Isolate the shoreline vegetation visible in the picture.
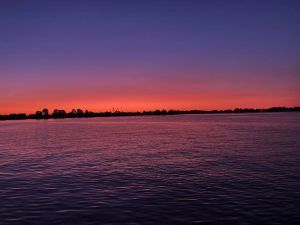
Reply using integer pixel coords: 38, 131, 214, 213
0, 107, 299, 121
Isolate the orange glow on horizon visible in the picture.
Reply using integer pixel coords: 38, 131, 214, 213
1, 95, 299, 115
1, 72, 299, 114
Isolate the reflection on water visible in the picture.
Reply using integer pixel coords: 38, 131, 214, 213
0, 113, 300, 225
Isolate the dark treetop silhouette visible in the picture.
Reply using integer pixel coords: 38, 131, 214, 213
0, 107, 299, 121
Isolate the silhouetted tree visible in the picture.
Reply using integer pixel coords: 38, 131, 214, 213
52, 109, 66, 118
42, 108, 49, 117
36, 111, 42, 118
77, 109, 83, 115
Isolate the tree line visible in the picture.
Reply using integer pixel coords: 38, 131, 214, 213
0, 107, 299, 121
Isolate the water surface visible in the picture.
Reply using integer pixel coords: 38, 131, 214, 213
0, 113, 300, 224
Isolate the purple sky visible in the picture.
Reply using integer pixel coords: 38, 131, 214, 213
0, 0, 299, 114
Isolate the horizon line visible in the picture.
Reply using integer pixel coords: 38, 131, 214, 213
0, 105, 300, 116
1, 106, 299, 121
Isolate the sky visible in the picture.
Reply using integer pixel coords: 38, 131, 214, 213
0, 0, 299, 114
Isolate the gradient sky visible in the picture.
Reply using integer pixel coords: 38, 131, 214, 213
0, 0, 299, 114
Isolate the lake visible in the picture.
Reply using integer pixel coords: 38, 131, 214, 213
0, 113, 299, 225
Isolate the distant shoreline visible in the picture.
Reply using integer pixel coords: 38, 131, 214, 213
0, 107, 299, 121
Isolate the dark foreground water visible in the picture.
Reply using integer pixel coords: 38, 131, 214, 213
0, 113, 300, 225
